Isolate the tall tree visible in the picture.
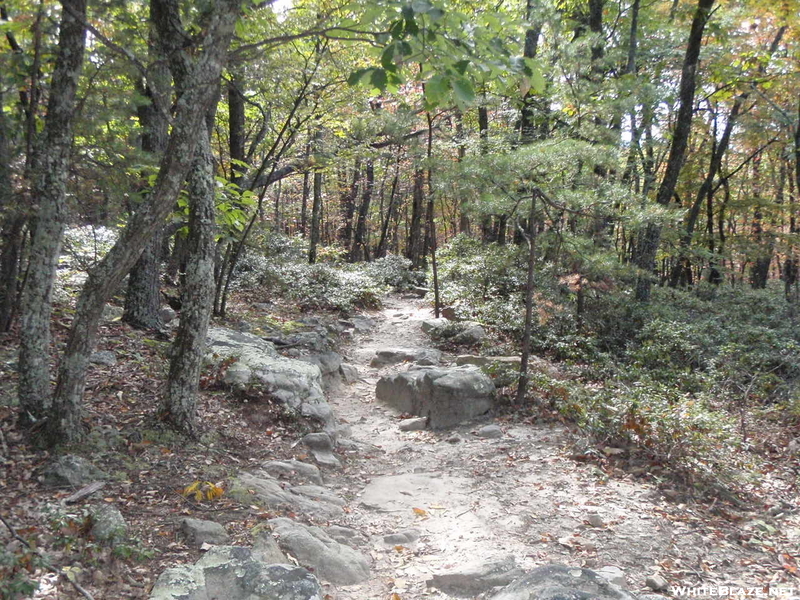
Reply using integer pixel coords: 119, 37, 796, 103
18, 0, 87, 424
633, 0, 716, 301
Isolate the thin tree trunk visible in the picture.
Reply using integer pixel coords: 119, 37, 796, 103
18, 0, 87, 425
349, 160, 373, 262
517, 193, 538, 404
633, 0, 715, 301
162, 127, 216, 435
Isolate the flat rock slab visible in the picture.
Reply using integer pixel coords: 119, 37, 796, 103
376, 365, 495, 429
490, 564, 639, 600
269, 518, 371, 585
261, 460, 323, 486
149, 546, 323, 600
360, 472, 471, 512
370, 348, 442, 368
428, 556, 525, 597
228, 472, 344, 520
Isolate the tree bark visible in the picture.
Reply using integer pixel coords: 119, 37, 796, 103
633, 0, 715, 301
162, 127, 216, 435
349, 160, 373, 262
407, 169, 426, 270
42, 0, 241, 445
18, 0, 87, 424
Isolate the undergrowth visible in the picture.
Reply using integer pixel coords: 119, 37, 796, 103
437, 236, 800, 501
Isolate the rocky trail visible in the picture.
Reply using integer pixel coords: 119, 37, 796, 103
144, 294, 799, 600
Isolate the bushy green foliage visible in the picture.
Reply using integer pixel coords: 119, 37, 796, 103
235, 253, 418, 313
437, 235, 799, 496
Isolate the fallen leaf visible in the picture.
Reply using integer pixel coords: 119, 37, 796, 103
412, 507, 428, 517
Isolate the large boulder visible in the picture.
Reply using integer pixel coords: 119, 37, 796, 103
149, 546, 323, 600
205, 328, 333, 426
489, 565, 639, 600
228, 472, 345, 520
269, 518, 371, 585
376, 365, 495, 428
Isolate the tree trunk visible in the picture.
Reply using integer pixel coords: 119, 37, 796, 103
407, 169, 426, 270
42, 0, 241, 446
376, 155, 401, 258
0, 89, 24, 332
633, 0, 715, 301
517, 193, 538, 404
18, 0, 87, 425
162, 127, 216, 435
349, 160, 373, 262
123, 11, 173, 330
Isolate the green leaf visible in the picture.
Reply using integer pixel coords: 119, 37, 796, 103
453, 59, 470, 75
381, 44, 396, 71
428, 7, 444, 20
347, 68, 373, 86
411, 0, 433, 13
370, 68, 388, 91
451, 77, 475, 106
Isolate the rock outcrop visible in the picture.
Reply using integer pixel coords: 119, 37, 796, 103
376, 365, 495, 428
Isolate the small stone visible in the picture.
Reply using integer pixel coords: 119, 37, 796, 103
339, 363, 359, 383
261, 459, 323, 485
42, 455, 108, 488
646, 574, 669, 591
383, 529, 420, 544
160, 306, 177, 323
90, 505, 127, 544
596, 566, 626, 587
446, 435, 461, 444
399, 417, 427, 432
102, 304, 124, 322
90, 350, 117, 367
586, 513, 605, 528
476, 424, 503, 439
301, 432, 342, 469
180, 518, 229, 547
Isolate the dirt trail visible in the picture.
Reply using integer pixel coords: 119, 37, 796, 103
321, 295, 791, 600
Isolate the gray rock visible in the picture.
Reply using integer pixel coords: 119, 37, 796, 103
453, 324, 486, 345
325, 525, 367, 547
262, 460, 323, 486
299, 352, 342, 379
383, 529, 420, 545
339, 363, 360, 384
476, 424, 503, 439
421, 318, 449, 333
289, 485, 346, 506
252, 530, 286, 564
399, 417, 428, 432
42, 455, 107, 488
102, 304, 123, 322
376, 365, 495, 429
587, 513, 605, 528
490, 565, 638, 600
428, 556, 525, 597
645, 575, 669, 592
180, 518, 229, 547
269, 518, 370, 585
90, 350, 117, 367
596, 566, 626, 587
205, 327, 334, 426
350, 316, 375, 333
160, 306, 177, 323
149, 546, 323, 600
228, 472, 344, 520
370, 348, 442, 368
361, 473, 470, 513
446, 434, 462, 444
301, 433, 342, 469
90, 505, 127, 544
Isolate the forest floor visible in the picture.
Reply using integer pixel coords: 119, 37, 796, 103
1, 293, 799, 599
